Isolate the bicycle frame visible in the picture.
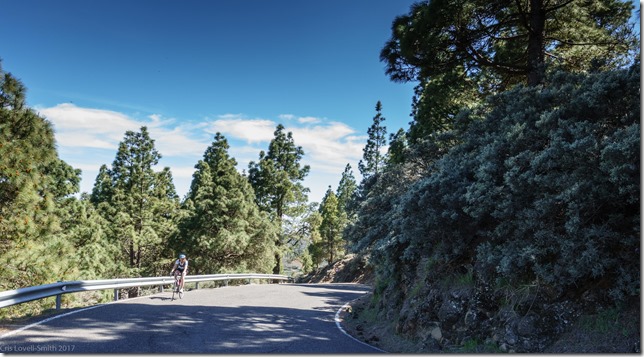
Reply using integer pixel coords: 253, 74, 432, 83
171, 273, 184, 300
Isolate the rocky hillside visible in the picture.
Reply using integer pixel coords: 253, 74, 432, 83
297, 254, 374, 285
305, 254, 641, 353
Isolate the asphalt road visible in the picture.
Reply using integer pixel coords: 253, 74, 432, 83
0, 283, 381, 354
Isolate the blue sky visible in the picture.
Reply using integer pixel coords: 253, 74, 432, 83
4, 1, 639, 203
1, 0, 419, 203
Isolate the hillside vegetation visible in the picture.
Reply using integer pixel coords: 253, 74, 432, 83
316, 254, 639, 353
338, 66, 640, 353
0, 1, 639, 351
333, 0, 639, 352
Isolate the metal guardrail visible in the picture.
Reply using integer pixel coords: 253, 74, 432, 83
0, 273, 291, 309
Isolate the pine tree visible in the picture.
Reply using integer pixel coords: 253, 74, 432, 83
0, 71, 58, 259
0, 64, 87, 315
305, 210, 324, 271
173, 133, 276, 274
387, 128, 408, 166
298, 207, 323, 272
91, 127, 180, 279
381, 0, 637, 142
90, 164, 113, 205
358, 101, 387, 180
336, 164, 358, 220
248, 124, 310, 274
318, 186, 346, 264
57, 194, 119, 280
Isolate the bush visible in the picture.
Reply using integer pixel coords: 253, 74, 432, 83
372, 65, 640, 304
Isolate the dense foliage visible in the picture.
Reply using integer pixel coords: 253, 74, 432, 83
248, 124, 310, 273
382, 0, 637, 142
367, 67, 639, 308
0, 65, 115, 315
337, 7, 640, 347
171, 133, 276, 274
0, 1, 638, 336
358, 101, 388, 179
90, 127, 181, 279
0, 69, 308, 314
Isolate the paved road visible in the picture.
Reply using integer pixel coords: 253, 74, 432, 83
0, 283, 380, 354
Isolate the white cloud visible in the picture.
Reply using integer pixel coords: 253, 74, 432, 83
203, 114, 366, 192
204, 115, 364, 175
41, 104, 368, 202
38, 103, 142, 149
278, 114, 295, 121
147, 125, 209, 157
207, 114, 276, 143
39, 103, 209, 157
289, 121, 363, 173
297, 116, 321, 124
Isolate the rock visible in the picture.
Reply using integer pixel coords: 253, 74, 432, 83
517, 314, 539, 337
438, 298, 463, 327
464, 308, 479, 327
430, 326, 442, 341
504, 324, 518, 345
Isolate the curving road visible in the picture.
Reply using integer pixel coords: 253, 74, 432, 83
0, 283, 381, 354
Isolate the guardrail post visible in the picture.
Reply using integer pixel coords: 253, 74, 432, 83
55, 281, 62, 310
195, 282, 199, 290
114, 289, 119, 301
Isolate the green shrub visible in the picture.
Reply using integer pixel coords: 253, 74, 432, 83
369, 66, 640, 306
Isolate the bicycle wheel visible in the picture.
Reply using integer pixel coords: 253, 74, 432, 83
171, 278, 178, 301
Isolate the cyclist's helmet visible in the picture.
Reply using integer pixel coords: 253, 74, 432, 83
179, 254, 186, 259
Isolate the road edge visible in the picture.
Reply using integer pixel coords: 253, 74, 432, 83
335, 297, 387, 353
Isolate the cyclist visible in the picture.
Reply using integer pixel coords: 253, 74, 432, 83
170, 254, 188, 293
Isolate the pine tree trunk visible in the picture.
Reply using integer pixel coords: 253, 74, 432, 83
527, 0, 546, 86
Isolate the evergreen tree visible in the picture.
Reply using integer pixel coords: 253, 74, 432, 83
387, 128, 408, 166
173, 133, 276, 274
358, 101, 387, 180
91, 127, 180, 279
57, 194, 120, 280
149, 167, 181, 275
299, 208, 323, 272
382, 0, 635, 87
282, 202, 320, 267
381, 0, 637, 142
0, 71, 58, 261
336, 163, 358, 220
248, 124, 310, 274
319, 186, 346, 264
369, 67, 640, 324
0, 64, 91, 315
90, 164, 113, 205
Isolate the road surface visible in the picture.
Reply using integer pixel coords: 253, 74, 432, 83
0, 283, 381, 353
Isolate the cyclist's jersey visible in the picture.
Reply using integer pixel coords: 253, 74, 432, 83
175, 259, 188, 273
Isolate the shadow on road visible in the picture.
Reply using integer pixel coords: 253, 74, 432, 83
0, 284, 378, 354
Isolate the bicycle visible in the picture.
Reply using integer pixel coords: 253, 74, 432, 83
171, 273, 184, 301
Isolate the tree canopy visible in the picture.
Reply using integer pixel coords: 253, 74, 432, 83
90, 127, 180, 278
172, 133, 276, 274
248, 124, 310, 273
381, 0, 638, 142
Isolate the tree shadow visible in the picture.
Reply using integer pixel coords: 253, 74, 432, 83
0, 284, 379, 354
